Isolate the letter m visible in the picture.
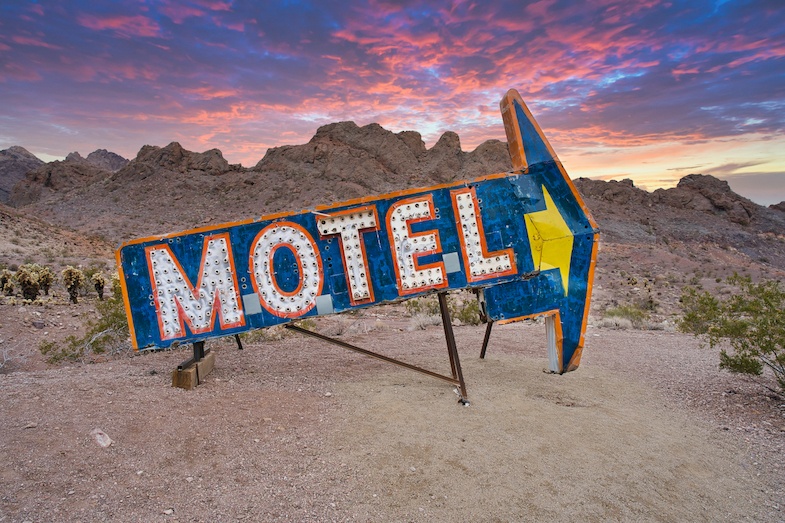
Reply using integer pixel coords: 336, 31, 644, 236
145, 233, 245, 340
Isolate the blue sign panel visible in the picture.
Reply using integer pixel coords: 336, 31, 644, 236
117, 89, 599, 373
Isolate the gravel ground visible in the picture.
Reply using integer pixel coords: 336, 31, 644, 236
1, 317, 784, 522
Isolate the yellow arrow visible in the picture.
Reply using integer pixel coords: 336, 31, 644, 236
525, 185, 573, 295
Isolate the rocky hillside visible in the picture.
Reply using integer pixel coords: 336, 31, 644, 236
572, 175, 785, 321
0, 146, 44, 203
0, 202, 113, 270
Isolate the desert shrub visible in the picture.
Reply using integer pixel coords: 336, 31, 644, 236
61, 266, 86, 304
405, 292, 483, 325
678, 275, 785, 394
294, 318, 317, 331
240, 325, 291, 342
81, 265, 103, 295
14, 264, 40, 301
405, 295, 441, 316
0, 269, 14, 296
0, 340, 23, 372
603, 304, 649, 329
37, 265, 55, 295
595, 316, 634, 330
40, 274, 131, 363
451, 297, 482, 325
13, 263, 57, 300
91, 272, 108, 300
408, 312, 442, 331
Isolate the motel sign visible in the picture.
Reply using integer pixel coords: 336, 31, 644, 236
118, 89, 599, 377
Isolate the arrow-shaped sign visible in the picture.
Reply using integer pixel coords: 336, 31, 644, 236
116, 88, 599, 381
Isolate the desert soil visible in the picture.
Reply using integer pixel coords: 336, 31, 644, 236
1, 312, 784, 522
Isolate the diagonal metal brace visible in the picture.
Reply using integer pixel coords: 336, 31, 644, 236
285, 291, 469, 403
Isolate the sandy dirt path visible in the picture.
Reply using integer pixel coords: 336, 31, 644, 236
1, 321, 783, 522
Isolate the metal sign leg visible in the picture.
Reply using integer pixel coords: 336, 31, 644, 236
438, 293, 469, 404
479, 321, 494, 359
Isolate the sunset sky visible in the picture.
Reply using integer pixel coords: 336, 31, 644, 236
1, 0, 783, 205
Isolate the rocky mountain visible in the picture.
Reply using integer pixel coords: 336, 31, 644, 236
63, 149, 128, 171
86, 149, 128, 171
10, 158, 111, 207
0, 146, 44, 204
5, 147, 129, 206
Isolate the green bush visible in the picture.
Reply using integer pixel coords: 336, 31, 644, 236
451, 297, 482, 325
404, 293, 483, 326
405, 295, 441, 316
603, 304, 649, 329
678, 275, 785, 394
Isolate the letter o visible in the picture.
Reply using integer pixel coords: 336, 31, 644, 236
250, 222, 323, 318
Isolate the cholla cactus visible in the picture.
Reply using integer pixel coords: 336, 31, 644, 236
14, 264, 41, 301
37, 265, 56, 295
0, 269, 14, 296
91, 272, 108, 300
110, 271, 123, 301
62, 266, 86, 304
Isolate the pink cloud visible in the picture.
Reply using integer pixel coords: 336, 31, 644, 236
158, 0, 232, 23
182, 86, 241, 100
11, 35, 62, 50
159, 5, 206, 24
77, 14, 161, 38
195, 0, 232, 10
211, 16, 244, 32
1, 62, 43, 82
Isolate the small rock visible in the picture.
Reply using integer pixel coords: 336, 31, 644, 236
23, 422, 38, 429
32, 320, 45, 329
324, 392, 333, 397
163, 508, 174, 515
90, 428, 113, 448
186, 477, 194, 483
410, 466, 416, 472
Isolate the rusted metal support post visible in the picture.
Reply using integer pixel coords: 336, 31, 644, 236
479, 321, 493, 359
438, 292, 468, 403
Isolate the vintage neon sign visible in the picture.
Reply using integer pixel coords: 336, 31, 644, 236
118, 89, 599, 374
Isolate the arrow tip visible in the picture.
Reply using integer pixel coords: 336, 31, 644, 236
500, 89, 559, 171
